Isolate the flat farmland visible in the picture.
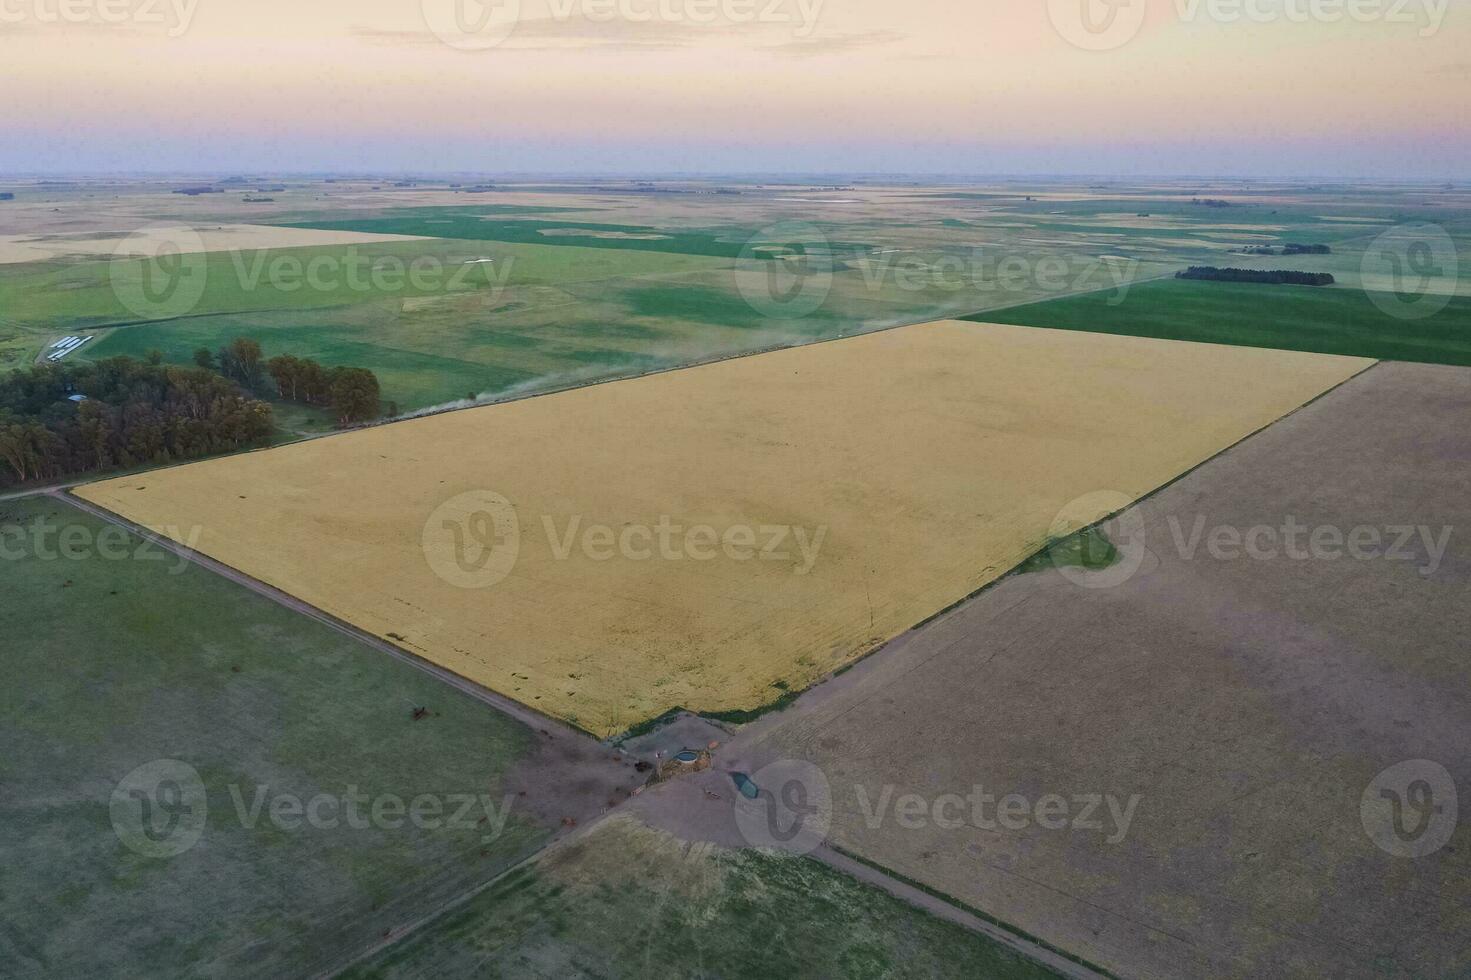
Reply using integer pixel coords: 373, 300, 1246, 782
0, 496, 588, 978
740, 361, 1471, 978
5, 178, 1423, 403
76, 320, 1370, 737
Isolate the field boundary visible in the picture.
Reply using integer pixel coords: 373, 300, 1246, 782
818, 845, 1114, 980
56, 490, 608, 745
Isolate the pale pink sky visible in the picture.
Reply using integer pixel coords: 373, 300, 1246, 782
2, 0, 1468, 176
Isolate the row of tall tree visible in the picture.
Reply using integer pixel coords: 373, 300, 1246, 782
0, 358, 273, 485
194, 339, 382, 426
1177, 267, 1336, 287
265, 355, 381, 425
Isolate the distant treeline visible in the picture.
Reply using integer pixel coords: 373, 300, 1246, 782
0, 358, 273, 486
1239, 243, 1332, 256
1177, 267, 1336, 286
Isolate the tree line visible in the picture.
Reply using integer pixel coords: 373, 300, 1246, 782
0, 357, 273, 486
0, 337, 386, 487
1177, 267, 1336, 287
195, 339, 382, 426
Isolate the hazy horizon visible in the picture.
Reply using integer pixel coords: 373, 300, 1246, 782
4, 0, 1468, 179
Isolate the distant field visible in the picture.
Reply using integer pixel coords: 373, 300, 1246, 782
346, 814, 1061, 979
0, 496, 550, 977
274, 207, 765, 258
0, 237, 725, 333
7, 179, 1460, 410
973, 279, 1471, 365
76, 321, 1371, 737
71, 241, 1152, 412
0, 223, 424, 265
7, 239, 734, 408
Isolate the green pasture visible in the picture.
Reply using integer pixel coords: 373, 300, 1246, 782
0, 497, 548, 978
348, 816, 1061, 979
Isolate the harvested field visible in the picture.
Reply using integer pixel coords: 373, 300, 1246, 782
740, 361, 1471, 979
76, 320, 1372, 736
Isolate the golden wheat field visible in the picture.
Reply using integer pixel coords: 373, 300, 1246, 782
76, 321, 1372, 735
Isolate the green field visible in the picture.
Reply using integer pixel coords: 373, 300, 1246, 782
973, 279, 1471, 365
275, 207, 767, 258
345, 815, 1061, 979
0, 497, 549, 977
6, 180, 1463, 412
